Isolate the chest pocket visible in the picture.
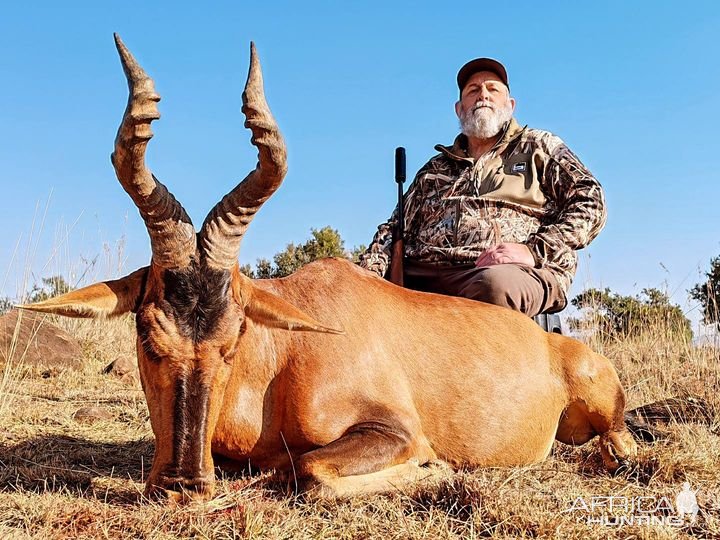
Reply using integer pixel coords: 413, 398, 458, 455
478, 152, 546, 209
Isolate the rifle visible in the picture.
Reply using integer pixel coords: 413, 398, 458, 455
389, 147, 406, 286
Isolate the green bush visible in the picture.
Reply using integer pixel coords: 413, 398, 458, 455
690, 255, 720, 330
242, 227, 363, 278
570, 287, 692, 341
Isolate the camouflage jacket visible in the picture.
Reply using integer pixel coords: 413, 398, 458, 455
358, 118, 606, 297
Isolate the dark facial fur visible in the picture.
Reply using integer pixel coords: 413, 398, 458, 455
161, 262, 232, 343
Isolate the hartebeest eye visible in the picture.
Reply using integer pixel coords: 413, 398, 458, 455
221, 340, 239, 364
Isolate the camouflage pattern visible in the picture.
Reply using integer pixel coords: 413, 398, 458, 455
359, 118, 607, 298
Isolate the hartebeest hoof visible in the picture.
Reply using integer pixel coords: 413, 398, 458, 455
599, 429, 638, 472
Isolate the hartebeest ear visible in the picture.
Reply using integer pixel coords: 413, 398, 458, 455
234, 277, 343, 335
16, 267, 149, 318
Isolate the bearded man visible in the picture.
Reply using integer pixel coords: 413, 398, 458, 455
359, 58, 606, 317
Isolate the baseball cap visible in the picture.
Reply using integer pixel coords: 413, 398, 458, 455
456, 58, 509, 94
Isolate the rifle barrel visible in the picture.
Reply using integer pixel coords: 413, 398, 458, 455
389, 147, 407, 287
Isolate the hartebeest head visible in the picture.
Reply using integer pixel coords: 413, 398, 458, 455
20, 34, 341, 501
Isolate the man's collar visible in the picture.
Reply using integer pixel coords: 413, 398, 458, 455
435, 117, 526, 161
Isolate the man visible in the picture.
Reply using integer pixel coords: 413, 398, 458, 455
359, 57, 606, 317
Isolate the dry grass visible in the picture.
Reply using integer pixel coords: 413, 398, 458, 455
1, 312, 719, 539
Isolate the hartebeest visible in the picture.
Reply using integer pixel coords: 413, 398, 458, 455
21, 35, 638, 501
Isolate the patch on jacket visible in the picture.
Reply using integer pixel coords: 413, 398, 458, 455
512, 162, 527, 173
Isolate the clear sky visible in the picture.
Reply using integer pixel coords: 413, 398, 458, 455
1, 1, 718, 327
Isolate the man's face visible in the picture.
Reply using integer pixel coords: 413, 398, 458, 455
455, 71, 516, 140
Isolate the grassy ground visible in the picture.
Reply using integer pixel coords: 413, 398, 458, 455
1, 314, 719, 539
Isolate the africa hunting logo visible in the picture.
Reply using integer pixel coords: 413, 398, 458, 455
564, 483, 700, 527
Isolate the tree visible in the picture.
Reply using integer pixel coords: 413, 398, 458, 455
0, 276, 73, 315
28, 276, 72, 303
690, 255, 720, 329
570, 287, 692, 341
349, 244, 367, 263
242, 227, 362, 279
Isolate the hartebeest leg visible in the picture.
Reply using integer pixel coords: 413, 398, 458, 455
293, 422, 439, 497
556, 348, 638, 471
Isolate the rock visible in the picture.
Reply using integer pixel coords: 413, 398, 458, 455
0, 309, 83, 371
119, 370, 140, 386
104, 356, 140, 385
103, 356, 137, 377
73, 406, 114, 424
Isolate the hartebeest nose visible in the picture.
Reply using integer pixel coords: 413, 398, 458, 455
168, 476, 214, 494
147, 474, 216, 503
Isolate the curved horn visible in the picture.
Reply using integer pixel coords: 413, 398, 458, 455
111, 33, 196, 269
199, 42, 288, 270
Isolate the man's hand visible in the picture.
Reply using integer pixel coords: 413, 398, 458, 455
475, 243, 535, 267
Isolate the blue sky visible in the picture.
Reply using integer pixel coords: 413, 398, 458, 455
1, 1, 719, 325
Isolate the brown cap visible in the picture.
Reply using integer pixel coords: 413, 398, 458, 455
457, 58, 509, 94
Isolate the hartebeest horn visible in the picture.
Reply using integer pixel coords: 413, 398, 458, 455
199, 42, 288, 270
111, 33, 196, 269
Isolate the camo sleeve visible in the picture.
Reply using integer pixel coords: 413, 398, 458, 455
358, 168, 427, 277
357, 220, 393, 277
525, 137, 607, 268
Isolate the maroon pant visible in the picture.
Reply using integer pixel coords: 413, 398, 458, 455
404, 259, 566, 317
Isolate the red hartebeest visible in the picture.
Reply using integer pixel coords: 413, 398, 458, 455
20, 35, 637, 502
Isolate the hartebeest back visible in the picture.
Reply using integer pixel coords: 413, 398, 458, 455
21, 35, 637, 502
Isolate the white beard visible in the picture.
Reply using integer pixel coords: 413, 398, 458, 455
459, 101, 514, 139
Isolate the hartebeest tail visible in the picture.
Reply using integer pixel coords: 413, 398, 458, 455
19, 36, 653, 503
